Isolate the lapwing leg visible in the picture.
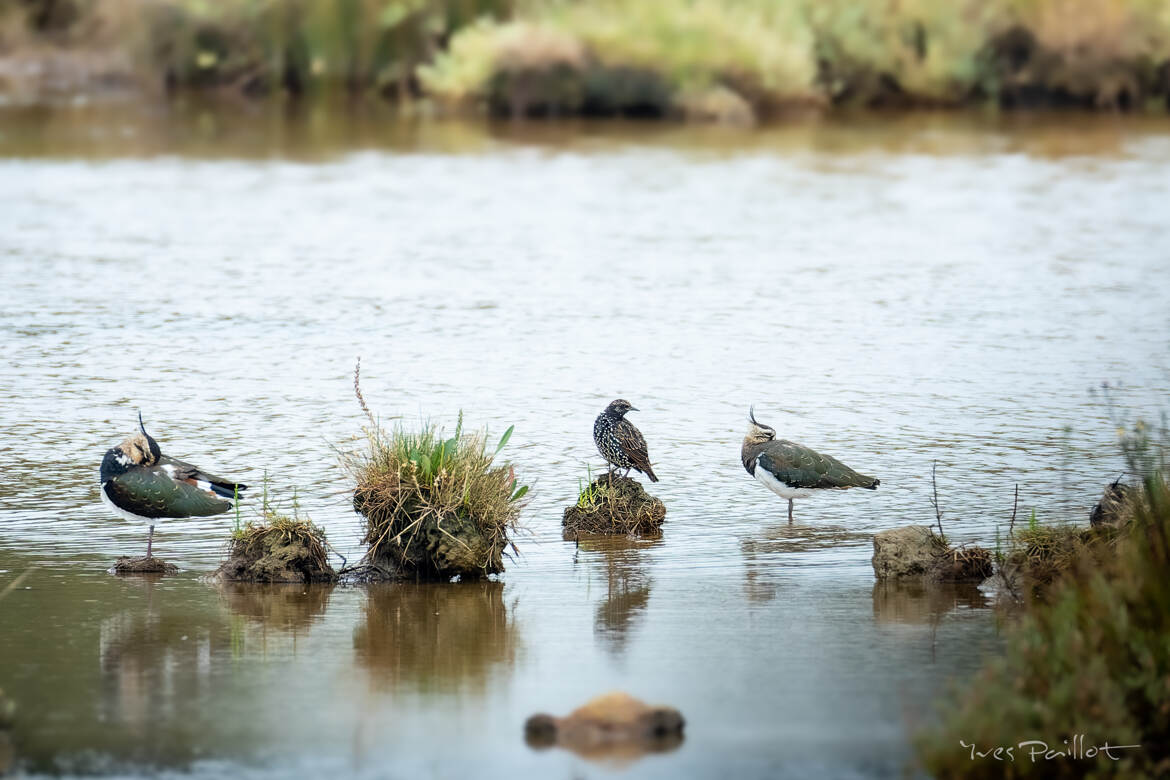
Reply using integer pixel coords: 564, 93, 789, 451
146, 525, 155, 558
787, 500, 794, 523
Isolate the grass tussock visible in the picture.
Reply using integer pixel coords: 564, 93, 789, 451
931, 542, 995, 583
1000, 519, 1120, 594
562, 471, 666, 538
217, 486, 335, 583
344, 361, 527, 580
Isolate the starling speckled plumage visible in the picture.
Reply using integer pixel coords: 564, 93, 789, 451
593, 399, 658, 482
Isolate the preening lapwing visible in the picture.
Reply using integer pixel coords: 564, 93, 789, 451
741, 407, 878, 522
99, 413, 247, 558
594, 399, 658, 482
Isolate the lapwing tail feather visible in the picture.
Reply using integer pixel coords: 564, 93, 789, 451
208, 481, 247, 499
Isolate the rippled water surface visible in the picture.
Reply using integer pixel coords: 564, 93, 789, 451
1, 106, 1169, 778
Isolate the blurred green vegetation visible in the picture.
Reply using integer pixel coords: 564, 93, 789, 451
917, 416, 1170, 779
3, 0, 1170, 116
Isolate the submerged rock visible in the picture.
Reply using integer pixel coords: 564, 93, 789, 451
525, 692, 684, 761
872, 525, 940, 579
872, 525, 991, 583
112, 556, 178, 575
563, 476, 666, 538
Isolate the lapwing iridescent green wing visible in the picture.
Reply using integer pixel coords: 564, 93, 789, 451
593, 399, 658, 482
99, 413, 247, 558
741, 407, 877, 522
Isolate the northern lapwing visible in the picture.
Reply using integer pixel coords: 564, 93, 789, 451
741, 407, 878, 522
594, 399, 658, 482
99, 413, 247, 558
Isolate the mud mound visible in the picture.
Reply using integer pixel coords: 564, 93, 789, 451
215, 519, 336, 584
563, 476, 666, 538
113, 556, 178, 575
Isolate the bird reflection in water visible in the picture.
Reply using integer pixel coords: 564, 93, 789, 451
740, 521, 874, 603
97, 578, 224, 749
575, 535, 660, 658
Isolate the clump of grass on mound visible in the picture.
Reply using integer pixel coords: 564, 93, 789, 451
562, 469, 666, 538
931, 542, 995, 583
917, 474, 1170, 779
216, 491, 335, 584
998, 511, 1120, 595
344, 363, 528, 580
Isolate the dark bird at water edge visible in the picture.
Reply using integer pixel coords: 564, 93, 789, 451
100, 413, 247, 558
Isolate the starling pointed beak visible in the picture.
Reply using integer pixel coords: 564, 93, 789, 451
629, 405, 640, 412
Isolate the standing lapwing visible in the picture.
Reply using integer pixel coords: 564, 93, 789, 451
741, 407, 877, 522
100, 413, 247, 558
593, 399, 658, 482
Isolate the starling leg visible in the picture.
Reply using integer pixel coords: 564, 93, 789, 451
146, 525, 154, 558
787, 500, 794, 523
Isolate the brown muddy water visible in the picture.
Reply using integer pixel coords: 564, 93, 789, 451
1, 105, 1169, 779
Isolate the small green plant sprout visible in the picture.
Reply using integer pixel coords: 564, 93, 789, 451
233, 482, 241, 533
576, 464, 599, 509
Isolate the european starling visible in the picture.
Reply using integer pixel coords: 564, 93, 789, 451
593, 399, 658, 482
